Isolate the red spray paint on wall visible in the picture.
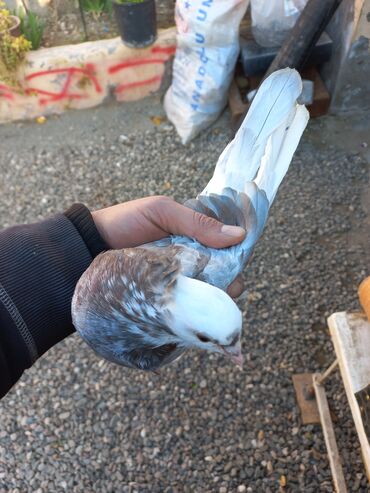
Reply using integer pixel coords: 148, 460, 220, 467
0, 43, 176, 116
25, 64, 102, 106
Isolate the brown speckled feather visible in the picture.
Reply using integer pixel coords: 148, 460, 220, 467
72, 248, 185, 370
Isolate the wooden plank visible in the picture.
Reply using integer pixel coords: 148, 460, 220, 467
228, 80, 247, 120
328, 312, 370, 480
292, 373, 321, 424
303, 66, 331, 118
239, 16, 252, 41
228, 80, 249, 132
313, 374, 348, 493
355, 384, 370, 442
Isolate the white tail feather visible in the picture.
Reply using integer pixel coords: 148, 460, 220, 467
254, 104, 309, 203
202, 68, 309, 200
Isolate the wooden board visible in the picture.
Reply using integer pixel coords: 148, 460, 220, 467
228, 79, 249, 132
292, 373, 321, 424
313, 374, 348, 493
328, 312, 370, 480
303, 66, 331, 118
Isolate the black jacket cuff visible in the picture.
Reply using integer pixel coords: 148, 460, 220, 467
64, 203, 109, 258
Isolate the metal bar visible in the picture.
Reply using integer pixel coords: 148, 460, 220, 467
316, 359, 339, 385
265, 0, 343, 77
313, 374, 348, 493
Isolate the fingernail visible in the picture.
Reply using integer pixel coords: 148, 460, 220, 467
221, 225, 246, 238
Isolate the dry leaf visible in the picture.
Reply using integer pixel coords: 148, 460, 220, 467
36, 116, 46, 124
163, 181, 171, 190
150, 116, 165, 125
279, 475, 287, 487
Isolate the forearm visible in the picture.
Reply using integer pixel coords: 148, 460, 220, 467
0, 204, 107, 399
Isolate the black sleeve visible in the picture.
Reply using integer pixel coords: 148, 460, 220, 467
0, 204, 108, 399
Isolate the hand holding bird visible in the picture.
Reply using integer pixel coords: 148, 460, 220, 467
91, 196, 246, 297
72, 69, 309, 373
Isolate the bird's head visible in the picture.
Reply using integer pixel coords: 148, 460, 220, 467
72, 247, 243, 371
165, 275, 244, 367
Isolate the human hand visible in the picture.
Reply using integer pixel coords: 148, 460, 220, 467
92, 196, 245, 297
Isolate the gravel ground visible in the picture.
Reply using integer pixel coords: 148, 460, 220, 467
0, 106, 369, 493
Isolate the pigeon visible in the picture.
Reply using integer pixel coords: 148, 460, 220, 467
72, 68, 309, 372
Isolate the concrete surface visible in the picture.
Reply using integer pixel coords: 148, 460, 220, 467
323, 0, 370, 113
0, 29, 176, 124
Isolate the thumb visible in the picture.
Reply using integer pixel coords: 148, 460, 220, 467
162, 201, 246, 249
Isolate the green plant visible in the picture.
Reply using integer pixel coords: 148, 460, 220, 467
0, 1, 31, 85
0, 31, 31, 85
0, 1, 15, 31
81, 0, 112, 17
105, 0, 113, 15
17, 8, 44, 50
0, 31, 30, 68
114, 0, 146, 3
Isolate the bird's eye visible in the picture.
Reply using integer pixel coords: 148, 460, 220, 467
197, 334, 210, 343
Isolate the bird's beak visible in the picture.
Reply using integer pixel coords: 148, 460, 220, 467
219, 340, 244, 368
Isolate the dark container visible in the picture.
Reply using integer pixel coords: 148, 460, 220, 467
113, 0, 157, 49
0, 16, 21, 38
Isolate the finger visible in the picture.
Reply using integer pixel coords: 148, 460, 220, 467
227, 275, 244, 298
158, 200, 246, 249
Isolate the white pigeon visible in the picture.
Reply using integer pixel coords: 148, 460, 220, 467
72, 68, 309, 372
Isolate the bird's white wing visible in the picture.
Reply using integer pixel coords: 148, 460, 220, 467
154, 69, 309, 290
203, 68, 309, 202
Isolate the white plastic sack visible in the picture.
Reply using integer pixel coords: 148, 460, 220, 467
164, 0, 249, 145
251, 0, 308, 47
